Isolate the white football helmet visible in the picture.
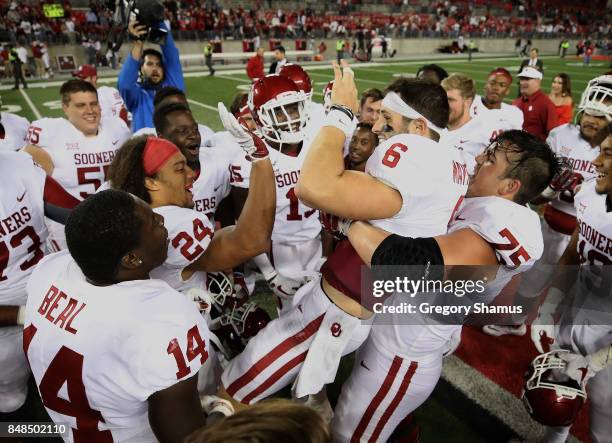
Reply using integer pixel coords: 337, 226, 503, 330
578, 74, 612, 121
248, 74, 309, 145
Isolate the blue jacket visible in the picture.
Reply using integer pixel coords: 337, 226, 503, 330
117, 23, 185, 132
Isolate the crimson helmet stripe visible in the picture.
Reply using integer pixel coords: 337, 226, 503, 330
278, 63, 313, 95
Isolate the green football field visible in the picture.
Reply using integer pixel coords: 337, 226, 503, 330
2, 54, 609, 130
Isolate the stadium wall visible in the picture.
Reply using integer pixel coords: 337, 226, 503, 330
47, 38, 586, 71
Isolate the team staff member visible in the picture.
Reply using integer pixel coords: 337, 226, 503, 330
512, 67, 559, 141
118, 19, 184, 131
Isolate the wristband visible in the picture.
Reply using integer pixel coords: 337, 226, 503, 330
16, 306, 26, 326
324, 107, 355, 134
200, 395, 234, 417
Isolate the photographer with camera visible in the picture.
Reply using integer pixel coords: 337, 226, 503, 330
118, 14, 184, 131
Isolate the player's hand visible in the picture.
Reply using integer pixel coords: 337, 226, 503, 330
530, 314, 556, 354
319, 211, 352, 240
549, 159, 578, 192
218, 102, 268, 161
230, 272, 250, 308
128, 21, 148, 39
331, 60, 359, 114
184, 287, 213, 315
559, 352, 598, 386
267, 271, 306, 300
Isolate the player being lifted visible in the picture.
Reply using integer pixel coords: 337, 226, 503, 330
22, 79, 130, 251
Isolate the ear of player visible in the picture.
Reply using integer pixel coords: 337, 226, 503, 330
218, 102, 269, 161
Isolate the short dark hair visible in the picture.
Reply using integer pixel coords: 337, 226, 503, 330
154, 86, 186, 107
142, 48, 163, 64
275, 45, 286, 54
60, 79, 98, 105
153, 101, 192, 135
355, 122, 378, 145
230, 92, 249, 116
359, 88, 383, 109
494, 130, 561, 205
107, 136, 152, 203
384, 79, 449, 139
416, 64, 449, 84
531, 48, 539, 54
65, 189, 142, 283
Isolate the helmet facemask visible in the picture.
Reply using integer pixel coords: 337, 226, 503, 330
256, 91, 309, 145
577, 75, 612, 123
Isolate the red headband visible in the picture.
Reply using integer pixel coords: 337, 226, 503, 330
142, 137, 180, 176
489, 68, 512, 84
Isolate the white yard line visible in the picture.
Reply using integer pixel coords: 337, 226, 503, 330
187, 98, 219, 112
19, 88, 42, 119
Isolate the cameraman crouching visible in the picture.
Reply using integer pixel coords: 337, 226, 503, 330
118, 19, 185, 131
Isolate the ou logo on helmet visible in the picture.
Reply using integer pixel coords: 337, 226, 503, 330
330, 322, 342, 337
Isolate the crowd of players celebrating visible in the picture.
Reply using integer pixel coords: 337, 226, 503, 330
0, 23, 611, 443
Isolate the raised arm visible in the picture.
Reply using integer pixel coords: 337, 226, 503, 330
295, 61, 401, 220
159, 21, 185, 91
117, 21, 148, 109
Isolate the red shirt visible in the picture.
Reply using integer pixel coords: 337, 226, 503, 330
512, 90, 560, 141
246, 54, 264, 81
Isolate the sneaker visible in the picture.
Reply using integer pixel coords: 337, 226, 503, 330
482, 324, 527, 337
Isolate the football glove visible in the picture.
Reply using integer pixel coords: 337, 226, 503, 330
218, 102, 268, 161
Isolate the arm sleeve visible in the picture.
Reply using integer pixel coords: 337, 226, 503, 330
117, 54, 142, 110
160, 22, 185, 91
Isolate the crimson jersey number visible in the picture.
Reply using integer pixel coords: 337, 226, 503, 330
167, 325, 209, 379
0, 226, 44, 281
382, 143, 408, 168
491, 228, 531, 266
286, 187, 316, 221
76, 165, 110, 199
23, 326, 113, 443
173, 218, 214, 261
578, 239, 612, 265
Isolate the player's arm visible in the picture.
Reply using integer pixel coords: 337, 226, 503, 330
296, 61, 402, 220
347, 221, 498, 266
0, 306, 23, 327
148, 374, 205, 443
188, 158, 274, 272
547, 226, 580, 293
21, 144, 54, 175
43, 175, 81, 223
117, 21, 147, 107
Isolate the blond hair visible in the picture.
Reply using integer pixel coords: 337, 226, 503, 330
185, 399, 332, 443
441, 74, 476, 100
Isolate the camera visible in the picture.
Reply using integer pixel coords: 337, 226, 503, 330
131, 0, 167, 44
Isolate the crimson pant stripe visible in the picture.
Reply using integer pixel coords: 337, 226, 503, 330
351, 356, 403, 443
242, 351, 308, 404
225, 314, 325, 397
369, 361, 418, 443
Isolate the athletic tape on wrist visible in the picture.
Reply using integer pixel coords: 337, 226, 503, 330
323, 108, 355, 134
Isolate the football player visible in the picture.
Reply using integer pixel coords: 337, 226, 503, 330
24, 190, 212, 442
21, 79, 131, 251
133, 86, 216, 148
0, 151, 79, 415
346, 122, 378, 172
153, 102, 231, 221
334, 130, 558, 442
0, 95, 29, 152
219, 63, 467, 410
528, 123, 612, 443
440, 74, 501, 174
484, 74, 611, 337
470, 67, 524, 134
73, 64, 130, 127
228, 74, 325, 309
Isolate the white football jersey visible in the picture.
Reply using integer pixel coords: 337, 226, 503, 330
230, 136, 321, 244
25, 251, 211, 443
366, 133, 469, 238
374, 196, 543, 359
97, 86, 127, 125
27, 117, 130, 200
440, 115, 498, 174
556, 180, 612, 355
547, 124, 599, 217
150, 205, 215, 292
0, 151, 47, 305
470, 94, 524, 136
0, 112, 29, 151
133, 124, 215, 148
192, 147, 231, 219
